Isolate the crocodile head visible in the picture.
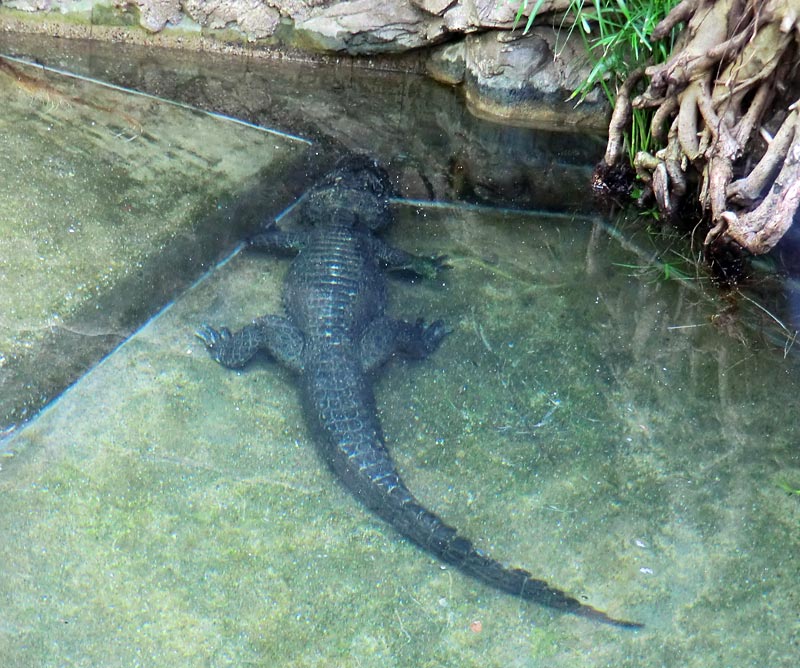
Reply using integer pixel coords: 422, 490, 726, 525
304, 153, 394, 231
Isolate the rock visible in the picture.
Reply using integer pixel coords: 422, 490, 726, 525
294, 0, 446, 54
462, 28, 608, 129
3, 0, 53, 11
436, 0, 570, 32
429, 27, 609, 129
182, 0, 280, 40
427, 40, 466, 85
410, 0, 455, 15
135, 0, 183, 33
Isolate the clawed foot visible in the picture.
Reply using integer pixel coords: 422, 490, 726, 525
195, 324, 235, 366
414, 318, 451, 355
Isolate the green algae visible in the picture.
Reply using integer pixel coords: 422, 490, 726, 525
90, 3, 139, 27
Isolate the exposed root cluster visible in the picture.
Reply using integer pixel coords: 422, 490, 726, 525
602, 0, 800, 257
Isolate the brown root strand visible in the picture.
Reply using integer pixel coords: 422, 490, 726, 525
724, 130, 800, 253
664, 132, 688, 198
728, 107, 798, 204
633, 151, 658, 187
651, 0, 702, 41
695, 81, 738, 153
695, 81, 739, 222
604, 69, 645, 166
652, 161, 672, 215
715, 21, 791, 101
677, 81, 703, 160
732, 79, 775, 148
650, 96, 679, 144
660, 17, 763, 94
646, 0, 733, 94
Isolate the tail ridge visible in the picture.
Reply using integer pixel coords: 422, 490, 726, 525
391, 496, 642, 629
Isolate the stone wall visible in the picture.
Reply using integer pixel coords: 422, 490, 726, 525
0, 0, 607, 129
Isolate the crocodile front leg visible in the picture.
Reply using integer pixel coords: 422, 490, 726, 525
371, 238, 449, 280
196, 315, 304, 371
247, 222, 307, 254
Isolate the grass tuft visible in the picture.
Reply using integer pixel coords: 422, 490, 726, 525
512, 0, 682, 159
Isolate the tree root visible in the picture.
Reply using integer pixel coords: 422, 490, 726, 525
604, 69, 645, 167
723, 108, 800, 251
598, 0, 800, 261
728, 106, 798, 204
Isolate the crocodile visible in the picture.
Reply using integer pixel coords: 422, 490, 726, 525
196, 155, 641, 629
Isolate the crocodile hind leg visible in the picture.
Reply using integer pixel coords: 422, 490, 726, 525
196, 315, 304, 371
360, 316, 449, 373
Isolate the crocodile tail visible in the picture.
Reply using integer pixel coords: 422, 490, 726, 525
305, 379, 640, 628
390, 496, 643, 629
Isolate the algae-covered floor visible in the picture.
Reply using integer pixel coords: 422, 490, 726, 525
0, 205, 798, 667
0, 55, 311, 432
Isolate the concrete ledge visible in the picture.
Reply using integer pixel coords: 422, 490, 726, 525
0, 56, 313, 434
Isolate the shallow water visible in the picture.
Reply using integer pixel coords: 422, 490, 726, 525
1, 36, 799, 668
0, 49, 313, 431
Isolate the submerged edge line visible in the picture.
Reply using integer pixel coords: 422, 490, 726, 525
0, 53, 313, 145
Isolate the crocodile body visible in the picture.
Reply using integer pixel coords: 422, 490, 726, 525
197, 155, 640, 629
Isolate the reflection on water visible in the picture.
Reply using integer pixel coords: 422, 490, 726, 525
1, 32, 605, 212
768, 224, 800, 333
0, 35, 798, 668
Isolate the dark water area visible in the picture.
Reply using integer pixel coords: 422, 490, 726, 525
0, 32, 798, 668
0, 33, 606, 212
